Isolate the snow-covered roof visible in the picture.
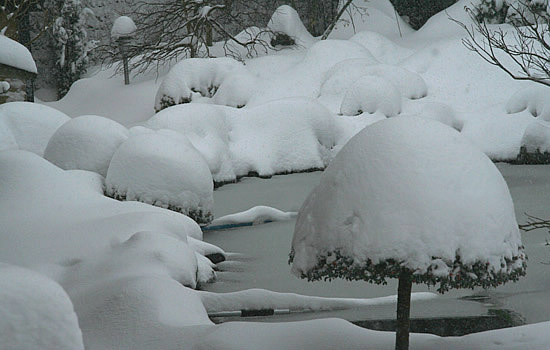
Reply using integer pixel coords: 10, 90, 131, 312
0, 35, 37, 74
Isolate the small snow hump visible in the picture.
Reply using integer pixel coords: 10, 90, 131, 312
290, 116, 526, 293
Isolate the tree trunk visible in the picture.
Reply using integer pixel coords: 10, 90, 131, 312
395, 270, 412, 350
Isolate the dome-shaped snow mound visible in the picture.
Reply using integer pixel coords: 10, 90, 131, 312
105, 130, 214, 225
0, 264, 84, 350
291, 117, 526, 293
111, 16, 137, 40
340, 75, 401, 117
0, 102, 70, 155
44, 115, 129, 177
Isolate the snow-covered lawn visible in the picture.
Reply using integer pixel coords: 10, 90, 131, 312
2, 0, 550, 349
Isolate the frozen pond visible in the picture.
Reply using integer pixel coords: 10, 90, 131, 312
203, 165, 550, 325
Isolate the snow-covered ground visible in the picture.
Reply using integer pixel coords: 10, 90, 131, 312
2, 0, 550, 348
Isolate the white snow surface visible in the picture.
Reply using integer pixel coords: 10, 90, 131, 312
0, 34, 37, 73
520, 118, 550, 153
0, 102, 70, 155
154, 57, 247, 111
111, 16, 137, 40
105, 130, 214, 223
339, 75, 402, 116
506, 86, 550, 121
268, 5, 316, 47
0, 264, 84, 350
44, 115, 129, 177
209, 206, 297, 227
291, 117, 523, 276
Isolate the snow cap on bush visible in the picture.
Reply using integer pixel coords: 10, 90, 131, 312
44, 115, 128, 177
105, 129, 214, 225
290, 117, 526, 293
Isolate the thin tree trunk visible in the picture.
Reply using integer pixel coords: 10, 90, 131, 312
396, 270, 412, 350
321, 0, 354, 40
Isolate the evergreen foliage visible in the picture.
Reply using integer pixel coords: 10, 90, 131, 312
474, 0, 549, 24
51, 0, 93, 98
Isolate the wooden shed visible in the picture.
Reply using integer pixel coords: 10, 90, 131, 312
0, 35, 37, 104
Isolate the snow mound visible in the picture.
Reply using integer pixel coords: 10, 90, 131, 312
146, 104, 235, 183
73, 276, 211, 350
328, 0, 413, 39
349, 30, 413, 64
506, 86, 550, 121
211, 72, 261, 108
268, 5, 316, 47
520, 119, 550, 154
60, 231, 201, 292
44, 115, 129, 177
230, 98, 336, 176
0, 102, 70, 155
401, 102, 463, 131
111, 16, 137, 40
0, 264, 84, 350
106, 130, 214, 224
0, 34, 37, 73
291, 117, 525, 292
209, 206, 297, 227
320, 58, 379, 96
340, 75, 402, 116
154, 57, 246, 111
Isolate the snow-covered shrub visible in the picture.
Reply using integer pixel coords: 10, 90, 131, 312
515, 119, 550, 163
349, 31, 413, 65
321, 61, 427, 99
230, 98, 336, 177
44, 115, 128, 177
400, 102, 463, 131
52, 0, 95, 98
506, 86, 550, 120
291, 116, 526, 289
105, 130, 214, 225
154, 57, 246, 112
267, 5, 316, 48
0, 102, 70, 155
146, 104, 236, 184
0, 264, 84, 350
474, 0, 549, 24
211, 72, 261, 108
340, 75, 402, 117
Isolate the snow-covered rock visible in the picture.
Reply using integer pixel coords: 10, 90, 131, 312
291, 117, 525, 291
146, 103, 235, 184
340, 75, 402, 116
209, 206, 297, 227
105, 130, 214, 224
267, 5, 316, 47
0, 264, 84, 350
111, 16, 137, 41
0, 34, 37, 73
154, 57, 246, 111
44, 115, 129, 177
0, 102, 70, 155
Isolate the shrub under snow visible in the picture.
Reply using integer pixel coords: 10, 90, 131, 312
44, 115, 129, 177
291, 117, 526, 292
506, 86, 550, 120
0, 264, 84, 350
267, 5, 316, 47
105, 130, 214, 225
154, 57, 247, 112
0, 102, 69, 155
340, 75, 402, 117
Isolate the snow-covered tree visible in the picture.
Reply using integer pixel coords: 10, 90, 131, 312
290, 117, 526, 350
457, 0, 550, 87
51, 0, 93, 98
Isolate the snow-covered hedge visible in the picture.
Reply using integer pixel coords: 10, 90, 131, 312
105, 130, 214, 225
44, 115, 129, 177
154, 57, 247, 112
0, 102, 69, 155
